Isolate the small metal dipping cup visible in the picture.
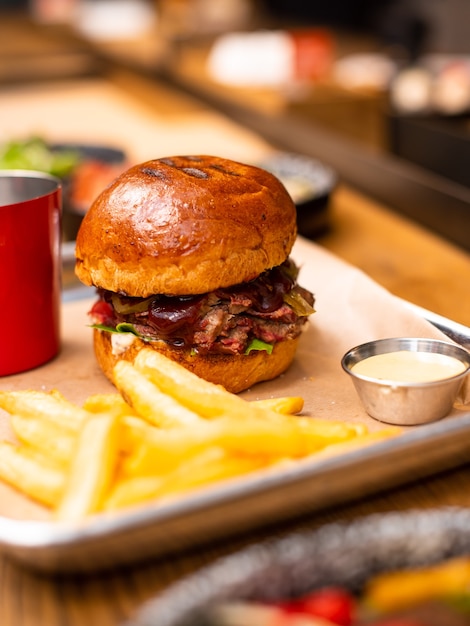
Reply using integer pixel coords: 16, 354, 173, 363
341, 338, 470, 426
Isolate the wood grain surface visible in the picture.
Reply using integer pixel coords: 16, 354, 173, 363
320, 185, 470, 327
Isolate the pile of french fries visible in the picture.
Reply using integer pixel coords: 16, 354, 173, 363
0, 349, 400, 521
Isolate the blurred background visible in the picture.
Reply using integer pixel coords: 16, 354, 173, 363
2, 0, 470, 145
0, 0, 469, 249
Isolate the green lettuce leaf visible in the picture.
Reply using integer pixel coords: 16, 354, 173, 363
90, 323, 142, 337
245, 338, 274, 355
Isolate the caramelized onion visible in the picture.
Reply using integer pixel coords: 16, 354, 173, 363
283, 290, 315, 317
111, 294, 154, 314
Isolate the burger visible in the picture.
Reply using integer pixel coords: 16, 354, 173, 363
75, 155, 315, 393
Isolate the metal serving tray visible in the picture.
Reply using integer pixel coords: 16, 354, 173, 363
0, 301, 467, 574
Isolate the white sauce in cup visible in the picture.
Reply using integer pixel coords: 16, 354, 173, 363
351, 350, 467, 383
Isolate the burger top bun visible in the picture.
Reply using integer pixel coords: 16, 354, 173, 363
75, 155, 297, 297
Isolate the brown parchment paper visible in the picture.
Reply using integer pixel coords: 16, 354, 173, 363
0, 237, 468, 520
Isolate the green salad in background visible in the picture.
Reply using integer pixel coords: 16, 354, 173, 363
0, 136, 81, 177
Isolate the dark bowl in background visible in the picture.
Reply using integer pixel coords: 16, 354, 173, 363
127, 507, 470, 626
52, 142, 126, 166
57, 143, 127, 241
259, 152, 337, 239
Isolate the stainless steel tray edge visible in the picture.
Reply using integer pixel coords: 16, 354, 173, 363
402, 299, 470, 349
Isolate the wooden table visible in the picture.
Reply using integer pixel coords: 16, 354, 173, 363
320, 184, 470, 327
1, 39, 470, 626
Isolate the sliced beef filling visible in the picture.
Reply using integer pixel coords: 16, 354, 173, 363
90, 259, 314, 356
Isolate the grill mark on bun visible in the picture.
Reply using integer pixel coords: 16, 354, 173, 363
159, 157, 176, 166
144, 157, 242, 181
181, 167, 209, 179
209, 163, 241, 177
140, 166, 167, 179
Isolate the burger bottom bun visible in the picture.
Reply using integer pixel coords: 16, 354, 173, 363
93, 329, 299, 394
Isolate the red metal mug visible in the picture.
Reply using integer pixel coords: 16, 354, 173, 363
0, 171, 62, 376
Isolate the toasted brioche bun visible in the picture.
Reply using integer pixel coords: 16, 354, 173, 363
76, 154, 302, 392
75, 155, 297, 297
94, 329, 299, 394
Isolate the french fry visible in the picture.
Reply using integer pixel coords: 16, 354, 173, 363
210, 416, 366, 457
83, 393, 137, 418
316, 428, 402, 458
114, 360, 204, 428
108, 449, 230, 511
133, 349, 308, 428
0, 390, 85, 431
0, 441, 65, 507
120, 417, 212, 476
10, 414, 75, 467
120, 415, 161, 455
56, 412, 121, 520
0, 343, 402, 518
134, 349, 262, 419
49, 389, 69, 402
206, 417, 307, 457
251, 396, 304, 415
133, 349, 374, 454
294, 416, 367, 453
104, 475, 165, 511
120, 413, 364, 479
120, 415, 303, 478
106, 447, 266, 510
154, 447, 267, 499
